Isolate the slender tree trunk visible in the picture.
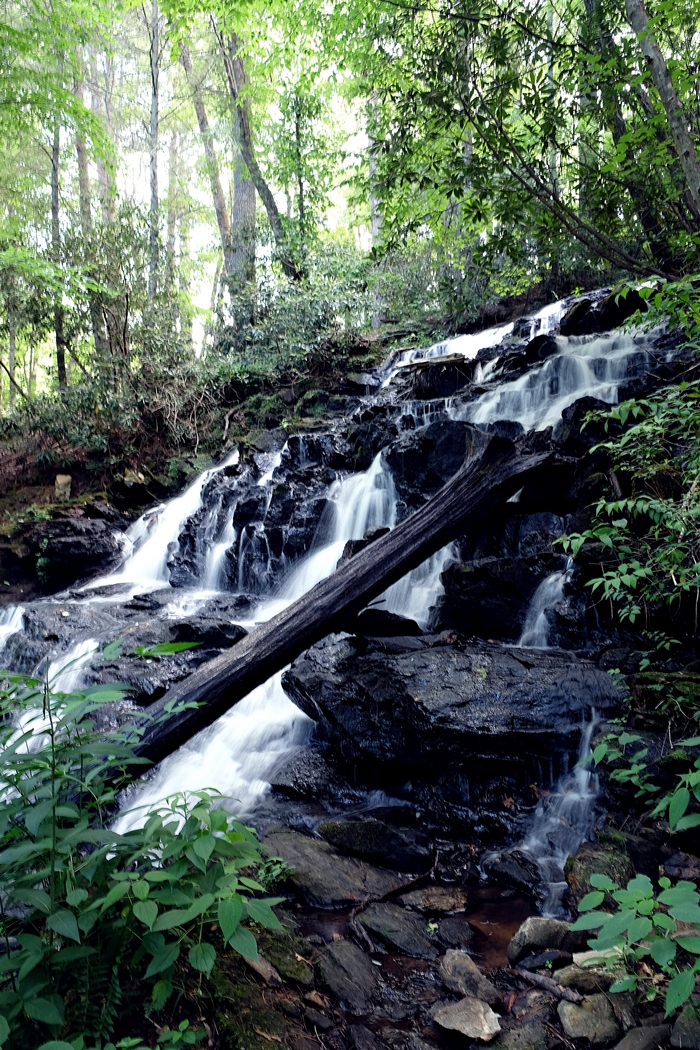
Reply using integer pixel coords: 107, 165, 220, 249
212, 22, 300, 280
179, 205, 193, 347
8, 310, 16, 411
180, 45, 235, 277
165, 130, 178, 292
624, 0, 700, 221
51, 109, 67, 388
89, 48, 115, 223
148, 0, 160, 301
231, 112, 256, 282
74, 60, 109, 359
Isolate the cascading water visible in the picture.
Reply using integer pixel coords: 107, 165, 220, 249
0, 606, 24, 658
519, 713, 600, 916
518, 559, 573, 648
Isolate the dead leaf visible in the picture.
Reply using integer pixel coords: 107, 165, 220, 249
255, 1030, 282, 1043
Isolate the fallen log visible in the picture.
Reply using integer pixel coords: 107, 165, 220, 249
133, 430, 554, 767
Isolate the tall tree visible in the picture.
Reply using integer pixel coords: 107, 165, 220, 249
147, 0, 161, 301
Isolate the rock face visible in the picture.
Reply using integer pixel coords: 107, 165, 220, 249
283, 634, 622, 821
439, 950, 499, 1003
24, 519, 125, 584
433, 996, 501, 1041
262, 830, 403, 910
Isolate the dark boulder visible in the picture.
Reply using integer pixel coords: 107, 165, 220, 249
409, 356, 475, 400
317, 816, 431, 872
559, 290, 646, 337
383, 420, 476, 512
24, 520, 125, 585
437, 558, 539, 641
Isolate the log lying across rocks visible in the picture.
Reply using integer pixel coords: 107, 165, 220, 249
133, 430, 554, 768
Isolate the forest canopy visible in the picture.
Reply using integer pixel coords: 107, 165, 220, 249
0, 0, 698, 447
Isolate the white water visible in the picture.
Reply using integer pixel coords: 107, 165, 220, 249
518, 562, 572, 648
520, 713, 600, 916
450, 329, 656, 432
0, 606, 24, 660
116, 451, 451, 828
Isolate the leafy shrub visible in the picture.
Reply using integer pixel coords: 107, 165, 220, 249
0, 659, 283, 1048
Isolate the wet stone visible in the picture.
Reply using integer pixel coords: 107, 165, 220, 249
557, 994, 621, 1045
317, 817, 431, 873
671, 1008, 700, 1050
433, 996, 501, 1042
615, 1026, 671, 1050
401, 887, 469, 913
305, 1007, 334, 1032
507, 917, 576, 964
438, 915, 476, 951
317, 939, 380, 1016
439, 950, 499, 1004
359, 902, 439, 960
490, 1021, 547, 1050
517, 949, 571, 971
263, 831, 403, 910
349, 1024, 388, 1050
556, 963, 614, 992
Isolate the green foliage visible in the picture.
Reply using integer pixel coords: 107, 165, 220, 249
0, 664, 285, 1047
570, 872, 700, 1017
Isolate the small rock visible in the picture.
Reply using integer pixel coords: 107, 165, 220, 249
439, 950, 499, 1004
317, 939, 380, 1016
317, 817, 431, 873
611, 993, 637, 1032
305, 1008, 333, 1032
433, 996, 501, 1041
517, 949, 572, 971
263, 831, 403, 910
671, 1009, 700, 1050
507, 917, 577, 964
665, 852, 700, 882
438, 915, 476, 951
557, 963, 614, 992
359, 902, 438, 959
349, 1025, 387, 1050
401, 886, 469, 913
557, 994, 621, 1045
55, 474, 71, 501
491, 1021, 547, 1050
615, 1026, 671, 1050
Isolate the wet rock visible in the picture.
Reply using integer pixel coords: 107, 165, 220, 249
507, 917, 581, 964
317, 818, 431, 873
615, 1026, 671, 1050
565, 831, 662, 905
439, 949, 499, 1003
483, 850, 543, 898
438, 915, 476, 951
556, 963, 614, 993
664, 852, 700, 882
337, 527, 391, 566
348, 610, 422, 638
491, 1021, 547, 1050
400, 887, 469, 913
262, 831, 403, 910
517, 949, 571, 971
24, 519, 124, 584
269, 746, 342, 800
383, 421, 477, 511
671, 1008, 700, 1049
349, 1025, 387, 1050
437, 558, 539, 641
409, 357, 475, 400
517, 513, 564, 560
283, 637, 623, 801
557, 994, 621, 1045
359, 902, 438, 960
317, 939, 380, 1015
305, 1007, 334, 1032
170, 617, 247, 649
433, 996, 501, 1041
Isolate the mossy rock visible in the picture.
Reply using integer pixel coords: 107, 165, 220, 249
256, 928, 315, 989
210, 953, 292, 1050
565, 830, 664, 905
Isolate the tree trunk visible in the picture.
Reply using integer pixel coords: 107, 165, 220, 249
88, 48, 115, 223
51, 111, 67, 388
212, 22, 301, 281
179, 205, 193, 347
8, 309, 16, 410
131, 434, 552, 767
180, 45, 235, 277
148, 0, 160, 301
165, 130, 178, 292
624, 0, 700, 221
231, 114, 256, 282
74, 60, 109, 359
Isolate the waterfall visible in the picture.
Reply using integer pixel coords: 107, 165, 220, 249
518, 561, 572, 648
0, 606, 24, 660
519, 713, 600, 916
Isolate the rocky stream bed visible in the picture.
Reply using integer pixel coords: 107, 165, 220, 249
1, 289, 700, 1050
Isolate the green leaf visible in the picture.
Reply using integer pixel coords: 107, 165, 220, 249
47, 910, 80, 943
145, 942, 180, 978
665, 970, 695, 1016
676, 937, 700, 954
578, 891, 605, 912
675, 815, 700, 831
36, 1044, 75, 1050
228, 926, 258, 961
590, 874, 618, 891
658, 882, 698, 905
649, 938, 676, 967
669, 788, 690, 829
609, 975, 637, 993
0, 1017, 8, 1046
193, 836, 216, 864
102, 640, 124, 660
570, 912, 611, 931
24, 996, 63, 1025
99, 882, 130, 913
65, 889, 88, 908
188, 942, 216, 975
133, 900, 158, 929
669, 904, 700, 923
133, 881, 150, 901
11, 888, 51, 914
218, 897, 242, 944
245, 899, 284, 930
151, 979, 173, 1011
627, 916, 653, 943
